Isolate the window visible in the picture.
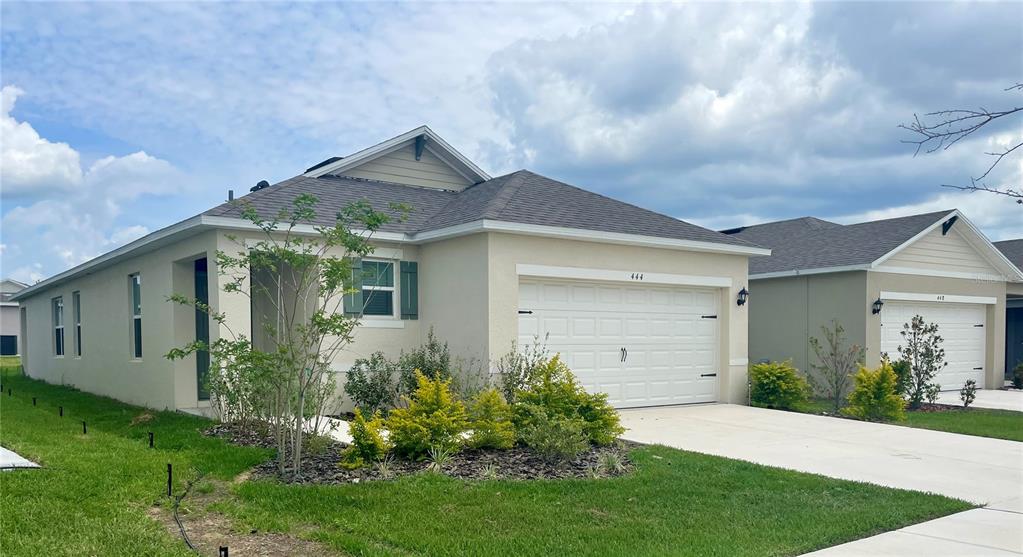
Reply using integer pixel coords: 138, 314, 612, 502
130, 273, 142, 358
73, 291, 82, 357
362, 260, 395, 316
52, 297, 64, 356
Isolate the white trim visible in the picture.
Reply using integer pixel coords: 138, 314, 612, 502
303, 126, 490, 183
359, 319, 405, 329
205, 216, 410, 243
419, 219, 771, 256
516, 263, 732, 288
0, 302, 18, 307
729, 358, 749, 366
750, 264, 869, 280
370, 247, 404, 260
871, 266, 1006, 282
880, 291, 997, 305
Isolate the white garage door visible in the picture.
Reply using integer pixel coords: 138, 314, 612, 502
517, 278, 720, 408
880, 301, 986, 389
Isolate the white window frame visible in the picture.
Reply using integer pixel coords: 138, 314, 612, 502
130, 273, 142, 359
52, 296, 64, 357
362, 259, 398, 319
72, 291, 82, 357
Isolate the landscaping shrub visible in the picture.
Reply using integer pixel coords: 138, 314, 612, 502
345, 352, 398, 414
514, 355, 624, 446
467, 388, 516, 450
897, 315, 947, 409
960, 379, 977, 408
925, 383, 942, 405
397, 329, 452, 396
808, 320, 864, 414
890, 358, 912, 396
844, 362, 905, 422
1013, 363, 1023, 389
749, 360, 809, 410
495, 335, 551, 403
340, 409, 390, 469
386, 371, 468, 458
518, 405, 590, 463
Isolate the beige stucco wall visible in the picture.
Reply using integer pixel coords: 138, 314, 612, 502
486, 233, 752, 404
865, 272, 1007, 389
748, 272, 868, 375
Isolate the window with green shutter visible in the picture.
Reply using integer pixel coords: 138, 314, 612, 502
361, 260, 395, 316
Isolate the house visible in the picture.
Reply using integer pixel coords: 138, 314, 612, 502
1, 278, 28, 356
723, 211, 1023, 391
995, 239, 1023, 376
12, 126, 768, 413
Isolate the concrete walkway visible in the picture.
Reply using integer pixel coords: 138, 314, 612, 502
619, 404, 1023, 555
0, 446, 39, 470
937, 389, 1023, 412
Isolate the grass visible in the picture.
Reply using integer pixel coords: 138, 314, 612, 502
801, 397, 1023, 442
2, 366, 974, 557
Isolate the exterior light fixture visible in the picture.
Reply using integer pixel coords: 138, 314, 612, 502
736, 287, 749, 306
871, 297, 884, 315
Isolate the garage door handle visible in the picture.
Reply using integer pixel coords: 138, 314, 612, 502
973, 324, 983, 327
700, 373, 717, 377
973, 367, 983, 370
518, 310, 533, 315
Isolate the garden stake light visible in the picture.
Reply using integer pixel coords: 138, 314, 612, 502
148, 432, 154, 448
32, 397, 36, 406
82, 421, 87, 434
220, 546, 229, 557
167, 463, 173, 497
59, 406, 63, 417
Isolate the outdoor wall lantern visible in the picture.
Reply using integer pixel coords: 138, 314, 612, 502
736, 287, 749, 306
871, 297, 884, 315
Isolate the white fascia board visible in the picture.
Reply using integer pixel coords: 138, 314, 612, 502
303, 126, 490, 183
204, 216, 410, 243
880, 290, 997, 305
749, 264, 870, 280
11, 215, 206, 302
516, 263, 733, 288
413, 219, 771, 257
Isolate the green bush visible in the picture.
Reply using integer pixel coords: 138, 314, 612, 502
844, 362, 905, 422
397, 329, 452, 396
344, 352, 398, 414
960, 379, 977, 408
890, 359, 912, 396
386, 371, 468, 458
467, 389, 516, 450
514, 355, 624, 446
340, 409, 390, 469
518, 405, 589, 463
1012, 363, 1023, 389
749, 361, 810, 410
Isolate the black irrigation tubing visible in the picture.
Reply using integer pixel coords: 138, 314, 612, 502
171, 469, 206, 555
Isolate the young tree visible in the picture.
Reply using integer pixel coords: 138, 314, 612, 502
167, 193, 406, 478
808, 320, 865, 413
896, 315, 947, 410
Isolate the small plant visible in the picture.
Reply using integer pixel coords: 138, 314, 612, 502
386, 371, 468, 458
495, 335, 551, 403
397, 329, 453, 397
375, 454, 396, 479
844, 361, 906, 422
345, 352, 398, 414
959, 380, 977, 408
749, 360, 810, 410
890, 358, 912, 396
519, 408, 589, 464
1013, 363, 1023, 389
808, 320, 865, 414
340, 409, 390, 470
897, 316, 947, 409
304, 433, 335, 456
426, 445, 454, 473
480, 463, 500, 480
467, 389, 516, 450
597, 450, 627, 475
925, 383, 942, 405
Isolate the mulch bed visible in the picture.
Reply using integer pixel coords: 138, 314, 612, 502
205, 422, 635, 484
910, 402, 969, 413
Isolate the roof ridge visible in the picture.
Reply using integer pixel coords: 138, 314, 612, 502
485, 170, 529, 220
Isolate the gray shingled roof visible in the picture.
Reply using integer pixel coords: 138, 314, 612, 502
724, 210, 955, 275
205, 170, 759, 248
995, 239, 1023, 269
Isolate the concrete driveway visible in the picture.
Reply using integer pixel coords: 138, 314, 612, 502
937, 389, 1023, 412
619, 404, 1023, 555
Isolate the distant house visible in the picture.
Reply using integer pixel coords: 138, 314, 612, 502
1, 278, 28, 356
994, 239, 1023, 375
12, 126, 768, 413
724, 212, 1023, 390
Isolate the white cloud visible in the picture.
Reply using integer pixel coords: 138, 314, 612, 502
1, 85, 83, 196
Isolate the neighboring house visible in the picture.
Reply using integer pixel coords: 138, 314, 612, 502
1, 278, 28, 356
12, 126, 768, 413
723, 211, 1023, 391
994, 239, 1023, 376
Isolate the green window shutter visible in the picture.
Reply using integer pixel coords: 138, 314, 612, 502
343, 257, 363, 316
400, 260, 418, 320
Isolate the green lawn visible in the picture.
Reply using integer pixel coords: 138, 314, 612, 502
801, 397, 1023, 442
2, 368, 973, 557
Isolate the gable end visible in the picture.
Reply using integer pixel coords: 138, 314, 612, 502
339, 142, 473, 191
877, 225, 1001, 278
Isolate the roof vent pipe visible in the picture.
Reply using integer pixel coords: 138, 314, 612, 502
228, 189, 234, 201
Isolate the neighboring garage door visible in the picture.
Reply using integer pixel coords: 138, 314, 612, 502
518, 278, 720, 408
0, 335, 15, 356
880, 301, 986, 389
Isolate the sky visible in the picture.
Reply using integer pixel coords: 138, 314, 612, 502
2, 1, 1021, 283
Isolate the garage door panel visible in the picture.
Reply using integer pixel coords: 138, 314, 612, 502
880, 300, 985, 389
519, 277, 720, 408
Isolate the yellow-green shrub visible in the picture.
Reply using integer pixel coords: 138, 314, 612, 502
514, 355, 624, 446
340, 409, 389, 469
386, 370, 468, 458
749, 360, 810, 410
467, 388, 516, 450
844, 362, 906, 422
